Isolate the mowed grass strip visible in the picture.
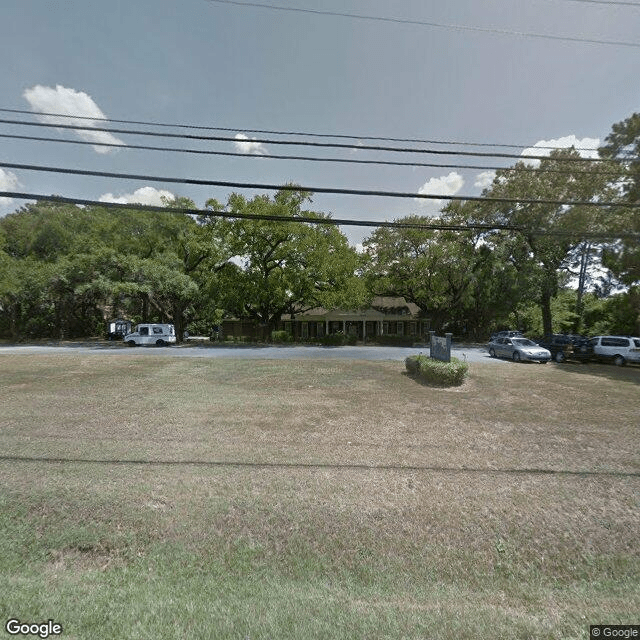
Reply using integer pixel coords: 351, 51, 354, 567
0, 353, 638, 639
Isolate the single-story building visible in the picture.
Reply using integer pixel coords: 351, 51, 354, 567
221, 297, 431, 342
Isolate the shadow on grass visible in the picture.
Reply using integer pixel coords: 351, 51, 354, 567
2, 455, 638, 477
478, 355, 640, 385
401, 370, 467, 389
551, 361, 640, 385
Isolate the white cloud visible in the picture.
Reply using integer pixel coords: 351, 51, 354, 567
23, 84, 125, 154
98, 187, 176, 206
474, 170, 496, 189
416, 171, 464, 213
350, 140, 365, 155
0, 169, 21, 208
234, 133, 267, 155
520, 135, 600, 167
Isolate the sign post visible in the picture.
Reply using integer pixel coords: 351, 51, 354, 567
429, 331, 453, 363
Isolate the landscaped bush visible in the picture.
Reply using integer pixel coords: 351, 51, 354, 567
228, 335, 254, 343
271, 330, 293, 343
405, 355, 469, 386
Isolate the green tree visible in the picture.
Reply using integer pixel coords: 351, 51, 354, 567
0, 199, 209, 340
442, 201, 523, 337
599, 114, 640, 325
362, 216, 475, 332
472, 149, 614, 335
204, 189, 365, 336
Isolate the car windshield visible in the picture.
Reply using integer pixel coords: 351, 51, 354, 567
512, 338, 537, 347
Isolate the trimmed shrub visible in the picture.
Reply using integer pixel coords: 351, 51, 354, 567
271, 330, 293, 343
405, 355, 420, 374
405, 355, 469, 387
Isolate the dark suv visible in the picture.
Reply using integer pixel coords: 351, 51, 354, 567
535, 334, 593, 363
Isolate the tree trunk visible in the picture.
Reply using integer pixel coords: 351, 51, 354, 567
540, 292, 553, 336
141, 295, 149, 323
55, 299, 66, 340
172, 301, 184, 342
573, 242, 591, 333
9, 301, 20, 341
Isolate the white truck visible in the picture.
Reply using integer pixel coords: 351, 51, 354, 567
123, 323, 177, 346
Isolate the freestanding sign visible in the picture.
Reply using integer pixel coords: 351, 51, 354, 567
429, 331, 452, 362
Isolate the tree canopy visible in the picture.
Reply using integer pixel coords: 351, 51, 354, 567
204, 189, 366, 335
0, 190, 365, 340
1, 113, 639, 340
599, 112, 640, 288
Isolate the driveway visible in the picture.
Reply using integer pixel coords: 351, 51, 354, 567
0, 342, 502, 364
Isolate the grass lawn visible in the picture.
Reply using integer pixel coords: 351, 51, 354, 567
0, 353, 638, 639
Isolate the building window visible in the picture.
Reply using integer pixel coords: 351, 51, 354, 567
409, 321, 416, 336
301, 322, 308, 338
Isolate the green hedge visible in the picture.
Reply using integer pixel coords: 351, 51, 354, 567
271, 330, 294, 343
405, 355, 469, 386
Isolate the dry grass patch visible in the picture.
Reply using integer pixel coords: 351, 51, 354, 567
1, 353, 637, 473
1, 353, 638, 638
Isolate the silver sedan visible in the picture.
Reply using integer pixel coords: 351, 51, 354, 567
487, 337, 551, 363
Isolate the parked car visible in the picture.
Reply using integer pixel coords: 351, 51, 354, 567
535, 334, 594, 363
123, 323, 177, 346
488, 336, 551, 363
490, 330, 524, 342
589, 335, 640, 366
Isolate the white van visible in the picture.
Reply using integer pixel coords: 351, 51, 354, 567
123, 323, 176, 347
589, 335, 640, 366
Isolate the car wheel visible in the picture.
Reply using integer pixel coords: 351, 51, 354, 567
156, 339, 165, 346
127, 340, 136, 347
614, 354, 626, 367
512, 351, 521, 363
555, 351, 565, 363
489, 348, 496, 358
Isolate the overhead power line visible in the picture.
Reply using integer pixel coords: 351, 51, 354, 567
0, 118, 616, 163
1, 191, 636, 239
206, 0, 640, 48
0, 132, 627, 177
0, 131, 626, 178
0, 107, 613, 154
1, 161, 638, 209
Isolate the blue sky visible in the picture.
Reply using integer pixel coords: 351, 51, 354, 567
0, 0, 639, 245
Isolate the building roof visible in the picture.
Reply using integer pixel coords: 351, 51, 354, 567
370, 296, 421, 316
283, 296, 421, 322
